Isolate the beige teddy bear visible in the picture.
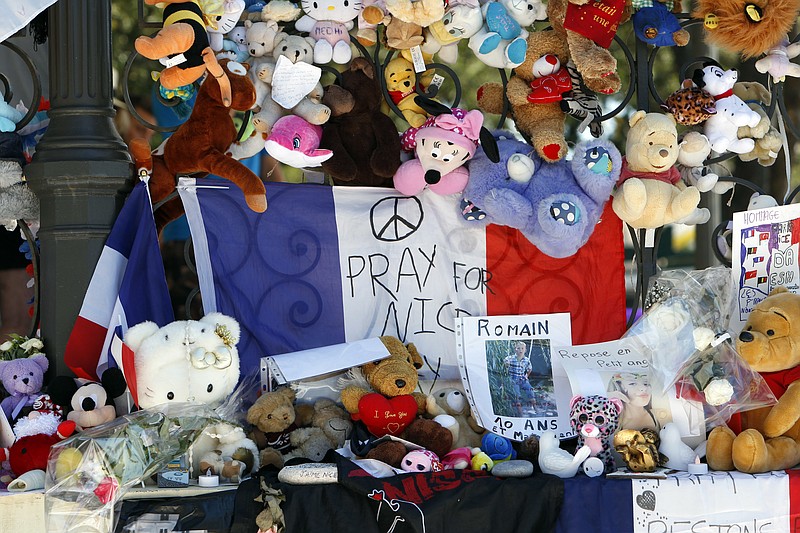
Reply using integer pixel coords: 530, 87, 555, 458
733, 81, 783, 167
426, 387, 485, 449
246, 387, 314, 468
612, 111, 703, 229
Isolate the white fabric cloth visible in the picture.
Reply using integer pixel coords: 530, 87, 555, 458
0, 0, 57, 44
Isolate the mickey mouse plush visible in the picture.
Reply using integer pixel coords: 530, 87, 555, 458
48, 368, 127, 431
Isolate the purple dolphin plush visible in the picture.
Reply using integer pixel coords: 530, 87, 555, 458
265, 115, 333, 168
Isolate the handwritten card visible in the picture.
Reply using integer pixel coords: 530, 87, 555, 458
271, 55, 322, 110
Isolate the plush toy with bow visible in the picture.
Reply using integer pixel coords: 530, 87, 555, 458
394, 98, 499, 197
0, 354, 49, 423
123, 313, 241, 410
295, 0, 363, 64
129, 59, 266, 233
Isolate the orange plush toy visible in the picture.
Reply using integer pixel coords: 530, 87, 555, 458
136, 0, 220, 92
130, 59, 267, 232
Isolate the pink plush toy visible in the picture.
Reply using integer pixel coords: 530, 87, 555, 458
401, 449, 444, 472
442, 447, 473, 469
264, 115, 333, 168
394, 103, 498, 196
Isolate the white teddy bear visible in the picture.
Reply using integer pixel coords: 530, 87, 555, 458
124, 312, 241, 410
194, 421, 260, 482
677, 131, 733, 195
691, 64, 761, 155
244, 19, 282, 107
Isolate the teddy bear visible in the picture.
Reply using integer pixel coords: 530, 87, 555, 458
420, 2, 484, 64
546, 0, 630, 95
250, 32, 331, 133
691, 0, 800, 60
246, 386, 315, 468
691, 63, 762, 155
611, 111, 704, 229
129, 58, 267, 233
477, 30, 572, 163
383, 56, 433, 128
0, 353, 49, 423
243, 19, 282, 107
383, 0, 446, 44
195, 421, 260, 481
319, 58, 402, 187
48, 368, 128, 431
123, 312, 241, 410
310, 398, 353, 449
706, 287, 800, 473
0, 158, 39, 233
676, 131, 733, 196
732, 81, 783, 166
425, 387, 485, 449
462, 132, 621, 258
467, 0, 547, 69
631, 1, 689, 47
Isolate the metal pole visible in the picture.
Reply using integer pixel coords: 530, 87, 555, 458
24, 0, 132, 377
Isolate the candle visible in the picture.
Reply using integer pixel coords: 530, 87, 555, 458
687, 455, 708, 475
198, 468, 220, 487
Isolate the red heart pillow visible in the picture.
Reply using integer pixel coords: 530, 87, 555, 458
356, 393, 418, 437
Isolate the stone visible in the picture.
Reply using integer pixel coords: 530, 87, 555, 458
491, 460, 534, 478
277, 463, 338, 484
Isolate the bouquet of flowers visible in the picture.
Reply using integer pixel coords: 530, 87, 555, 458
0, 334, 44, 361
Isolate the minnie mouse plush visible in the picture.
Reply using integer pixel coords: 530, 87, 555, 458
393, 97, 499, 196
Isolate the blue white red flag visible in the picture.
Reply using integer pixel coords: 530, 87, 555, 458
64, 179, 174, 381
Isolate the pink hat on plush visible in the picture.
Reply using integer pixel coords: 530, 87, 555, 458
408, 108, 485, 157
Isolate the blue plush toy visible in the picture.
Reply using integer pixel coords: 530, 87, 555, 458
0, 99, 24, 133
632, 2, 689, 47
481, 432, 516, 462
462, 131, 621, 259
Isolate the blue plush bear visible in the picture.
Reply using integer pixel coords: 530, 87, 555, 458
461, 131, 621, 258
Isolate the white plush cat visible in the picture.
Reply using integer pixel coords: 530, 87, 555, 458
295, 0, 363, 64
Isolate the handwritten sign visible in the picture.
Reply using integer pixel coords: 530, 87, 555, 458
271, 55, 322, 110
633, 471, 790, 533
456, 313, 575, 441
731, 203, 800, 332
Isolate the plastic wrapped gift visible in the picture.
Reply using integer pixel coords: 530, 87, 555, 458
44, 403, 223, 533
624, 266, 734, 393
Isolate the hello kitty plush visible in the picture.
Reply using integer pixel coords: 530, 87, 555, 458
124, 313, 241, 410
691, 63, 762, 155
295, 0, 363, 64
468, 0, 547, 69
208, 0, 247, 51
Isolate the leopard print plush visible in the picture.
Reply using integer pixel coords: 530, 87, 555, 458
661, 86, 717, 126
569, 395, 623, 474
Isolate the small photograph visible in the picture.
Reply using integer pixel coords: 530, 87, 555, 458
486, 339, 558, 418
606, 371, 673, 432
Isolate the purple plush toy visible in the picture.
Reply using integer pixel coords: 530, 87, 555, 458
462, 131, 621, 259
0, 354, 49, 422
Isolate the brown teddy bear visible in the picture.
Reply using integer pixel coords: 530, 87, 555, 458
246, 386, 314, 468
319, 58, 402, 187
477, 30, 571, 162
340, 336, 453, 464
310, 398, 353, 449
707, 287, 800, 473
546, 0, 631, 95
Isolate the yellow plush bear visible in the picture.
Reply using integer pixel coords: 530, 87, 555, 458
611, 111, 703, 229
383, 57, 433, 128
707, 287, 800, 473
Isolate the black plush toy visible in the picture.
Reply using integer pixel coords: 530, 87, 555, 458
48, 368, 128, 431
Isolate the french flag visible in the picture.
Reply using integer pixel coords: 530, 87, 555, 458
179, 178, 626, 379
64, 179, 174, 381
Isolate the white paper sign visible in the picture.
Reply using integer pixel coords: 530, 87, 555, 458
456, 313, 575, 441
633, 471, 791, 533
270, 55, 322, 110
555, 339, 705, 437
731, 203, 800, 331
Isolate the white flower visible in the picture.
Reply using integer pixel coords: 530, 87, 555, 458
704, 378, 734, 406
0, 341, 13, 351
20, 338, 44, 352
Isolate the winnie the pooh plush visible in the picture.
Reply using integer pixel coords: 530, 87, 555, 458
477, 30, 571, 162
707, 288, 800, 473
611, 111, 704, 229
383, 56, 433, 128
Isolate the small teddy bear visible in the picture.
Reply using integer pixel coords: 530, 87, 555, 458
195, 421, 260, 481
426, 387, 485, 449
246, 386, 314, 468
0, 354, 49, 423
